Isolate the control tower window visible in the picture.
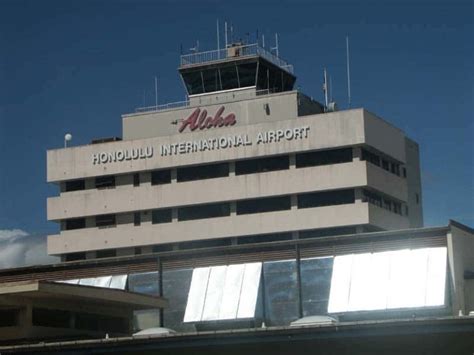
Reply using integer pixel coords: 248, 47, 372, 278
202, 69, 220, 92
220, 65, 239, 90
237, 63, 257, 88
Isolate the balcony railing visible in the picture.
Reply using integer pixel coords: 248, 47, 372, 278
180, 43, 294, 74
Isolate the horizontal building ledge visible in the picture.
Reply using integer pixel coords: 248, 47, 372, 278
47, 203, 406, 255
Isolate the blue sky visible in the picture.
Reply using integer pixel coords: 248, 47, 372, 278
0, 0, 473, 237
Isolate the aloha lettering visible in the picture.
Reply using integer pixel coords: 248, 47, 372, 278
178, 106, 236, 133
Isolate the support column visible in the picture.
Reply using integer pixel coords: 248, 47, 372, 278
229, 161, 235, 177
289, 153, 296, 170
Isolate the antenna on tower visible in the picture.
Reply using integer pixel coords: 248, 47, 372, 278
190, 40, 199, 52
225, 21, 228, 48
323, 68, 329, 109
329, 75, 333, 102
346, 36, 352, 108
262, 34, 265, 48
216, 19, 220, 54
154, 76, 158, 110
271, 33, 279, 57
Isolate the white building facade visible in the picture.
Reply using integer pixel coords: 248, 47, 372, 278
46, 44, 423, 261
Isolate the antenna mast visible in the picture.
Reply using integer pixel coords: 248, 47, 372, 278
224, 21, 228, 48
323, 68, 329, 109
154, 76, 158, 109
346, 36, 352, 108
216, 19, 220, 54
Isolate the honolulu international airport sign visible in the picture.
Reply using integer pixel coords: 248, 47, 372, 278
92, 126, 310, 164
92, 104, 310, 164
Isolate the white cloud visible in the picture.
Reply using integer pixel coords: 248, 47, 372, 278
0, 229, 59, 269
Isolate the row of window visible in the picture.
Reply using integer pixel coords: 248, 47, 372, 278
362, 189, 406, 216
361, 148, 406, 178
63, 189, 356, 230
63, 148, 354, 192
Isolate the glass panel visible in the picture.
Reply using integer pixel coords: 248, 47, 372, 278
425, 247, 447, 306
237, 262, 262, 318
109, 274, 128, 290
219, 264, 245, 320
328, 247, 447, 313
128, 272, 160, 296
183, 267, 210, 322
93, 276, 112, 288
301, 257, 334, 317
327, 254, 353, 313
79, 278, 96, 286
201, 266, 227, 321
263, 259, 299, 326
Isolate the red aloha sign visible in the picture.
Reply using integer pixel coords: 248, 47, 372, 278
178, 106, 236, 133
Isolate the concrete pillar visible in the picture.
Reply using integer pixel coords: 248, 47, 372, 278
354, 188, 364, 204
230, 201, 237, 216
171, 208, 178, 222
289, 153, 296, 169
291, 195, 298, 210
229, 161, 236, 176
352, 146, 362, 161
171, 169, 177, 183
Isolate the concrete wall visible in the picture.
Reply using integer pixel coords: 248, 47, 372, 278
48, 109, 409, 182
122, 91, 299, 141
48, 203, 373, 255
405, 137, 423, 227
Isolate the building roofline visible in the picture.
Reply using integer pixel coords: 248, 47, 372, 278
1, 316, 472, 353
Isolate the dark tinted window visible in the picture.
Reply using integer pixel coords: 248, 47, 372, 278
298, 189, 355, 209
134, 212, 141, 226
151, 170, 171, 185
65, 218, 85, 230
65, 179, 85, 192
237, 232, 292, 245
361, 149, 380, 166
0, 309, 19, 327
296, 148, 352, 168
152, 209, 172, 224
220, 65, 239, 90
65, 252, 86, 262
177, 163, 228, 182
178, 202, 230, 221
133, 173, 140, 187
33, 308, 70, 328
236, 156, 289, 175
96, 249, 116, 259
236, 196, 291, 215
95, 176, 115, 188
96, 214, 116, 227
362, 189, 382, 207
203, 68, 220, 92
299, 226, 357, 239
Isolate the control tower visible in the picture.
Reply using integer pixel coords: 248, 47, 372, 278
179, 42, 296, 98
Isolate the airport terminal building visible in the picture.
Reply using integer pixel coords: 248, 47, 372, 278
0, 41, 473, 353
46, 43, 423, 261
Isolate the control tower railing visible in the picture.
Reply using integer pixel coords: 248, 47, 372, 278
180, 43, 294, 74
